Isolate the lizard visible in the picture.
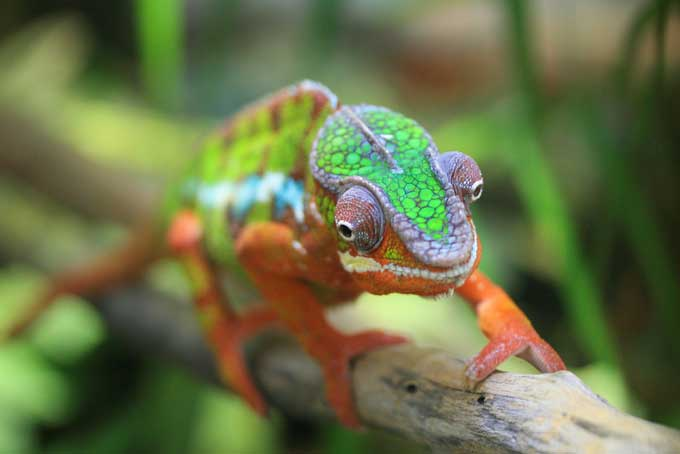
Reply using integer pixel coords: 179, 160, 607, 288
7, 80, 566, 428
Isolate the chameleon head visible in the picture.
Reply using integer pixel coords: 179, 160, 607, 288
311, 104, 483, 297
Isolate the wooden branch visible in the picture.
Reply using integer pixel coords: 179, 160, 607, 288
96, 286, 680, 454
0, 109, 158, 225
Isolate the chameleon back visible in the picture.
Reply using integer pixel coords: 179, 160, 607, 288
174, 81, 339, 266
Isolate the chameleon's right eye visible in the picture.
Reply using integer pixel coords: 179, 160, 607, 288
335, 186, 384, 253
439, 151, 483, 204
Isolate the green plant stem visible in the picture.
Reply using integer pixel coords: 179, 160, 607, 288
594, 0, 680, 342
616, 1, 657, 91
504, 0, 620, 367
582, 104, 680, 342
135, 0, 184, 109
652, 0, 669, 104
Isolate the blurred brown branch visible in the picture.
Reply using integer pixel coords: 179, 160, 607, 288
1, 111, 679, 453
0, 109, 158, 225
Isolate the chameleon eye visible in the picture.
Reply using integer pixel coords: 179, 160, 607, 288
337, 222, 354, 241
334, 186, 384, 253
469, 180, 483, 202
439, 151, 483, 204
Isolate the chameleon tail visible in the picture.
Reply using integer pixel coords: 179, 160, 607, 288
5, 220, 163, 340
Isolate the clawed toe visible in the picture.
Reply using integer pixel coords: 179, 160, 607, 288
517, 338, 566, 373
346, 330, 409, 357
465, 332, 566, 383
211, 309, 279, 417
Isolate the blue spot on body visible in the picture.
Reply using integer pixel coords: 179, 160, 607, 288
275, 178, 305, 221
232, 175, 260, 221
222, 173, 305, 223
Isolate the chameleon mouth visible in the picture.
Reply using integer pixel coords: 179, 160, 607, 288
338, 239, 477, 287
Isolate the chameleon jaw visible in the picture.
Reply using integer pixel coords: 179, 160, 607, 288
337, 237, 477, 288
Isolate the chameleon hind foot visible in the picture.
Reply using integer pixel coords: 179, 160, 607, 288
318, 330, 408, 428
209, 307, 279, 416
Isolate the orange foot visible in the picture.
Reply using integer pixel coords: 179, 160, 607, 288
465, 327, 566, 383
210, 308, 279, 416
318, 330, 408, 429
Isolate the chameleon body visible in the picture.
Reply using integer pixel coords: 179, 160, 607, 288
15, 81, 566, 428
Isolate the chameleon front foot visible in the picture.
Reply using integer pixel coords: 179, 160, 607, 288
456, 271, 566, 383
209, 308, 279, 416
465, 328, 566, 383
319, 330, 408, 428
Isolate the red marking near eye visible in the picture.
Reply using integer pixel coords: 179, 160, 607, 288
311, 90, 338, 118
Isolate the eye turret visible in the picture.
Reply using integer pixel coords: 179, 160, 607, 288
334, 186, 384, 253
439, 151, 483, 204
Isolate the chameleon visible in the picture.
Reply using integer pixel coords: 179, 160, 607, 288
8, 80, 565, 428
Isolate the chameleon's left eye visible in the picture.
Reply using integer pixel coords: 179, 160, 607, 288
439, 151, 484, 204
334, 186, 384, 253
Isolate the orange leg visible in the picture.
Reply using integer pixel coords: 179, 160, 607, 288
167, 210, 278, 415
236, 222, 407, 429
456, 270, 566, 381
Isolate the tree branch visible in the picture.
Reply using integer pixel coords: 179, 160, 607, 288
98, 286, 680, 454
0, 109, 157, 225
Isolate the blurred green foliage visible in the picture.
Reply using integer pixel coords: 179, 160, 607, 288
505, 0, 618, 367
0, 0, 678, 452
136, 0, 184, 110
